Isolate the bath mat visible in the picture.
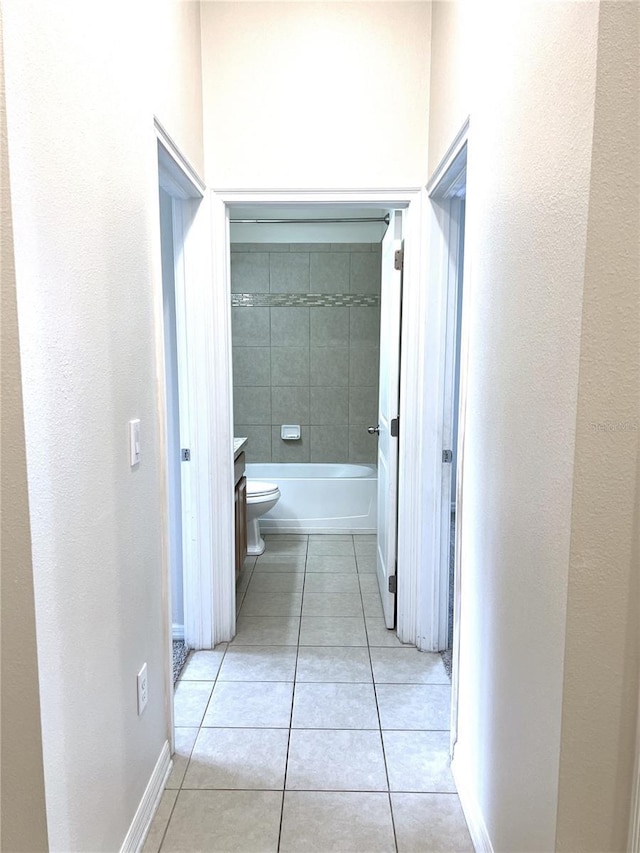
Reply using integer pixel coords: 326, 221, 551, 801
441, 648, 452, 679
172, 640, 189, 685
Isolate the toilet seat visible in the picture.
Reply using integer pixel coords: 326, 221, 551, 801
247, 480, 279, 499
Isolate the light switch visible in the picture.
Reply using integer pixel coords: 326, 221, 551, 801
129, 419, 141, 467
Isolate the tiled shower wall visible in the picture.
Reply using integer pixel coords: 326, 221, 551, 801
231, 243, 381, 464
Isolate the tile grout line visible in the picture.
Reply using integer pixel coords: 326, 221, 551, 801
276, 536, 309, 850
154, 788, 180, 853
360, 535, 400, 853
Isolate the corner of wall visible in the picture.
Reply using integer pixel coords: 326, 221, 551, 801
0, 11, 49, 848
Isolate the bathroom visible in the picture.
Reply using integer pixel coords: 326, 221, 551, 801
230, 208, 386, 556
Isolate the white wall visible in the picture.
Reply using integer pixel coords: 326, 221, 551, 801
555, 3, 639, 848
152, 0, 204, 176
1, 0, 204, 849
429, 1, 638, 850
200, 1, 431, 189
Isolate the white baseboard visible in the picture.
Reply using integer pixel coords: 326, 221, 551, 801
120, 740, 172, 853
451, 751, 494, 853
172, 623, 184, 641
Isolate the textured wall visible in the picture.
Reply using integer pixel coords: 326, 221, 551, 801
555, 3, 640, 849
429, 1, 600, 849
1, 0, 204, 849
0, 11, 49, 849
428, 1, 471, 174
200, 2, 431, 188
151, 0, 204, 175
231, 243, 381, 464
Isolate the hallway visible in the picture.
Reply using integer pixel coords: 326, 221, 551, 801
145, 535, 473, 852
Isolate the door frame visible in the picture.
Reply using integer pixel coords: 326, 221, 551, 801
208, 188, 431, 646
155, 120, 224, 672
423, 119, 470, 752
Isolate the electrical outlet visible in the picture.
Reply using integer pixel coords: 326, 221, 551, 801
137, 663, 148, 715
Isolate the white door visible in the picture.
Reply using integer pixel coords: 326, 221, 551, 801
375, 211, 403, 628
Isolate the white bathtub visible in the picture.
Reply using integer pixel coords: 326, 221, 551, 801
246, 463, 377, 534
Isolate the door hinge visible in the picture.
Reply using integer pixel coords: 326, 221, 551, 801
394, 249, 404, 271
181, 448, 191, 462
388, 575, 397, 594
390, 417, 399, 438
442, 449, 453, 463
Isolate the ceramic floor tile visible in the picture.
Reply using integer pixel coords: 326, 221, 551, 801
280, 791, 396, 852
253, 558, 306, 572
202, 680, 294, 728
358, 573, 380, 594
306, 555, 357, 573
217, 645, 297, 682
161, 790, 282, 852
180, 649, 226, 682
240, 592, 302, 617
286, 729, 388, 791
141, 789, 177, 853
354, 534, 377, 544
376, 684, 451, 730
260, 542, 307, 558
307, 539, 355, 557
303, 572, 360, 594
356, 554, 377, 573
370, 647, 449, 684
166, 727, 199, 789
232, 616, 300, 646
365, 618, 406, 647
236, 591, 247, 617
295, 646, 373, 683
247, 572, 305, 593
354, 541, 377, 556
183, 727, 289, 790
292, 682, 379, 729
391, 792, 474, 852
299, 616, 367, 647
362, 593, 384, 618
265, 534, 308, 542
173, 681, 214, 727
302, 592, 364, 617
383, 731, 456, 793
236, 567, 254, 594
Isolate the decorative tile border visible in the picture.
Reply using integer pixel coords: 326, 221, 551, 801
231, 293, 380, 308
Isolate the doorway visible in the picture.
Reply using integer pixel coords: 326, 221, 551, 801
207, 191, 427, 646
226, 205, 401, 633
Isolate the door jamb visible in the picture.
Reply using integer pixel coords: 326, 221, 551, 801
155, 120, 220, 669
210, 188, 430, 646
422, 119, 470, 755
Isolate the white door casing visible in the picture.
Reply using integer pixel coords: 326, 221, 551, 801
423, 120, 469, 761
207, 189, 430, 649
376, 211, 403, 628
156, 124, 228, 654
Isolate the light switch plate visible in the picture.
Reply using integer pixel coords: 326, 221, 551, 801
129, 419, 141, 466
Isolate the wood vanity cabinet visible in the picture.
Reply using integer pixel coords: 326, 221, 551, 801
234, 451, 247, 579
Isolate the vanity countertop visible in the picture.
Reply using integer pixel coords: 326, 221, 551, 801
233, 437, 248, 459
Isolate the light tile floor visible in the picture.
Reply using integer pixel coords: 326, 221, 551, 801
145, 535, 473, 853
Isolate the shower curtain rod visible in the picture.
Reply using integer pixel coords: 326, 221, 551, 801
230, 214, 391, 225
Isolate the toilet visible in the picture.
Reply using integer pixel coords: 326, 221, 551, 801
246, 480, 281, 556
